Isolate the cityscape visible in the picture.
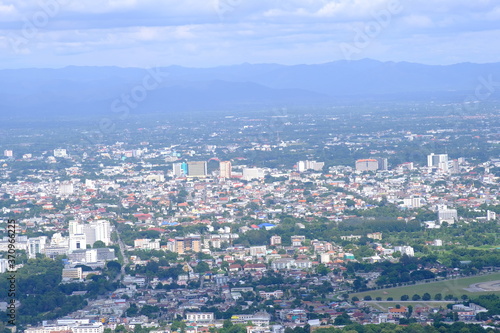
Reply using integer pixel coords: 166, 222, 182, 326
0, 107, 500, 333
1, 1, 500, 333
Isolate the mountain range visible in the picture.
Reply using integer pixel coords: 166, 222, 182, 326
1, 59, 499, 119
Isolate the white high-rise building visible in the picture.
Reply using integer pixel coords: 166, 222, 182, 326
92, 220, 111, 245
70, 220, 111, 247
84, 220, 111, 246
487, 210, 497, 221
242, 167, 265, 181
69, 220, 83, 235
402, 197, 424, 208
0, 258, 9, 273
427, 153, 449, 172
54, 149, 67, 157
59, 182, 74, 195
69, 234, 87, 252
27, 236, 47, 258
297, 160, 324, 172
437, 205, 458, 224
355, 159, 379, 171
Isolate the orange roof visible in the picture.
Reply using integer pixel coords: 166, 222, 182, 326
389, 307, 407, 313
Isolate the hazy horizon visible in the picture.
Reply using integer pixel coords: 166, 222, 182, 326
2, 58, 500, 70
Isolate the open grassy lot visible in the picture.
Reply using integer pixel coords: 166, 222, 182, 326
350, 272, 500, 300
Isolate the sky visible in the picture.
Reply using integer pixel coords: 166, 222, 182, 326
0, 0, 499, 68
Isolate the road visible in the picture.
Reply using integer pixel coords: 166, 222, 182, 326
113, 229, 129, 282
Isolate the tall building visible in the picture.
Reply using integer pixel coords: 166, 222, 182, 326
427, 153, 449, 172
242, 167, 265, 181
69, 234, 87, 252
3, 150, 13, 157
59, 182, 74, 195
173, 162, 188, 177
355, 159, 378, 171
187, 161, 207, 177
69, 220, 83, 235
219, 161, 232, 178
376, 157, 388, 171
0, 258, 8, 273
437, 205, 458, 224
173, 236, 202, 254
27, 236, 47, 258
91, 220, 111, 246
69, 220, 111, 247
297, 160, 324, 172
175, 237, 185, 254
403, 197, 424, 208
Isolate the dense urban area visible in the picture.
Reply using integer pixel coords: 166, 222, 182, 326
1, 104, 500, 333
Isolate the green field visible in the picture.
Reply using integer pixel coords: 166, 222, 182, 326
350, 272, 500, 300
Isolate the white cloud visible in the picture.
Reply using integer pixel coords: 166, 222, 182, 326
400, 14, 434, 28
0, 0, 500, 68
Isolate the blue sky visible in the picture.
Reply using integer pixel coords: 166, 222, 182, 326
0, 0, 499, 68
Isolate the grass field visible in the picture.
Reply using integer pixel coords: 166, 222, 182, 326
350, 272, 500, 300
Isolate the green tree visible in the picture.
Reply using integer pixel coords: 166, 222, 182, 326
93, 240, 106, 248
333, 313, 352, 325
195, 261, 210, 273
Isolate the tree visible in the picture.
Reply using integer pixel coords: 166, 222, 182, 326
401, 295, 409, 301
412, 294, 421, 301
434, 293, 442, 301
127, 303, 138, 317
195, 261, 210, 273
93, 240, 106, 248
315, 264, 329, 276
422, 293, 431, 301
333, 313, 352, 325
407, 305, 413, 318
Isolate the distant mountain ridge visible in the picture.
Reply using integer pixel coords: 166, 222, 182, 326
1, 59, 499, 118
